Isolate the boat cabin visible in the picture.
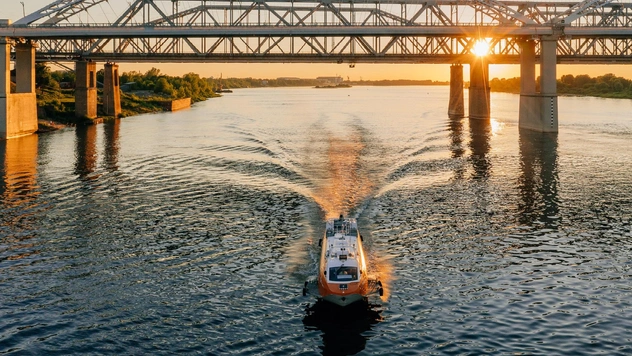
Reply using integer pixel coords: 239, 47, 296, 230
324, 218, 361, 283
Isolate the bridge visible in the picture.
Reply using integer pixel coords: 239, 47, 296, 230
2, 0, 632, 138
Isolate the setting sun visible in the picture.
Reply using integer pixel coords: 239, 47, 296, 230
473, 39, 490, 56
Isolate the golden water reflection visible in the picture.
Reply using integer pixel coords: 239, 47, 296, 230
0, 134, 39, 206
310, 132, 374, 219
74, 124, 98, 178
0, 134, 40, 261
468, 118, 492, 180
103, 119, 120, 171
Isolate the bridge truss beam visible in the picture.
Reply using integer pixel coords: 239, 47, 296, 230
1, 0, 632, 63
25, 35, 632, 65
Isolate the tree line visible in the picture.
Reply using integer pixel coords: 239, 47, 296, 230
35, 64, 220, 102
489, 73, 632, 99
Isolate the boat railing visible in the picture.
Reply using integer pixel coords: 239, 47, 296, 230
330, 219, 359, 236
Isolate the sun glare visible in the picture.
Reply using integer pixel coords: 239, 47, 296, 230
473, 39, 490, 57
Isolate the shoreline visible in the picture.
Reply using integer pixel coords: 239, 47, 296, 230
37, 92, 207, 133
36, 81, 632, 134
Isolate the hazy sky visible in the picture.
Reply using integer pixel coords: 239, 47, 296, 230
5, 0, 632, 81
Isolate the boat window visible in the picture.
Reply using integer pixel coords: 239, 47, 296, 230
328, 267, 358, 282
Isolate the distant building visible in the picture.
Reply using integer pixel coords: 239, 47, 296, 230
277, 77, 301, 81
120, 82, 136, 92
316, 76, 343, 84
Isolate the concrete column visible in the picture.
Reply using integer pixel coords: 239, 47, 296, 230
468, 58, 490, 119
15, 43, 35, 94
0, 38, 9, 97
539, 38, 558, 132
75, 60, 97, 119
520, 40, 536, 95
448, 64, 464, 118
0, 38, 9, 139
540, 39, 558, 96
519, 40, 540, 131
519, 38, 558, 133
1, 39, 38, 140
103, 63, 121, 117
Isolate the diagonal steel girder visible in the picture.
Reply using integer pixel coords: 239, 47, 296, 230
553, 0, 615, 25
13, 0, 110, 26
472, 0, 537, 25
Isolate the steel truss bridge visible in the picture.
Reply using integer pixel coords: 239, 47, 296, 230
1, 0, 632, 64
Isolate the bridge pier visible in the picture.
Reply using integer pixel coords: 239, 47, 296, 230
468, 57, 490, 119
519, 38, 558, 132
75, 60, 98, 119
103, 62, 121, 118
448, 64, 464, 118
0, 38, 38, 140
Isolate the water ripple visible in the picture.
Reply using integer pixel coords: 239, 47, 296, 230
2, 87, 632, 355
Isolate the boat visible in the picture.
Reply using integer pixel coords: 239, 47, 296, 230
314, 83, 352, 89
305, 215, 382, 307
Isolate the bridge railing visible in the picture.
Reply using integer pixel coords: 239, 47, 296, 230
13, 22, 524, 28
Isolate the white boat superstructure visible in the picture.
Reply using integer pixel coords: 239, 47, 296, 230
309, 215, 382, 307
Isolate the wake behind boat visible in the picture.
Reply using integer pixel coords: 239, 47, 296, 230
303, 215, 383, 307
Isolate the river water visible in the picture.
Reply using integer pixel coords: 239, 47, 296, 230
1, 86, 632, 355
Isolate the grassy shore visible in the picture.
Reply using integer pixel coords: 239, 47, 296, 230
36, 88, 213, 132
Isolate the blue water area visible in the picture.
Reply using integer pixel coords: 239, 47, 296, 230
1, 87, 632, 355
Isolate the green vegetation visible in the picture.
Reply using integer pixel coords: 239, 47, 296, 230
212, 77, 449, 88
489, 77, 522, 93
558, 73, 632, 98
35, 64, 221, 124
35, 63, 77, 123
216, 77, 324, 88
490, 73, 632, 99
119, 68, 218, 102
350, 79, 449, 86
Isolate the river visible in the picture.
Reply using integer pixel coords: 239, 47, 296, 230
1, 86, 632, 355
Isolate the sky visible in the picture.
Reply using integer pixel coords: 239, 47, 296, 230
5, 0, 632, 81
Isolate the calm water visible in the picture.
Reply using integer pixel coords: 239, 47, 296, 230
1, 86, 632, 355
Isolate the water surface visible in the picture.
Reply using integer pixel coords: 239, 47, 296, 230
1, 86, 632, 355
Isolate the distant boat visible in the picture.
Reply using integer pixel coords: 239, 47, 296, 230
303, 215, 383, 307
215, 73, 233, 93
314, 83, 352, 89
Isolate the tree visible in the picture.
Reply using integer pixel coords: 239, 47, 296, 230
35, 63, 59, 90
560, 74, 574, 86
574, 74, 593, 88
145, 67, 161, 80
154, 77, 174, 95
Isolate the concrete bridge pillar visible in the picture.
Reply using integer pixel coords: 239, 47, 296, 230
0, 38, 38, 140
468, 58, 490, 119
519, 40, 539, 130
0, 38, 10, 104
519, 38, 558, 132
448, 64, 464, 118
103, 62, 121, 117
15, 43, 36, 94
75, 60, 97, 119
539, 37, 558, 132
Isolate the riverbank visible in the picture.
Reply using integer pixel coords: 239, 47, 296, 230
33, 65, 223, 133
36, 90, 214, 132
490, 74, 632, 99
